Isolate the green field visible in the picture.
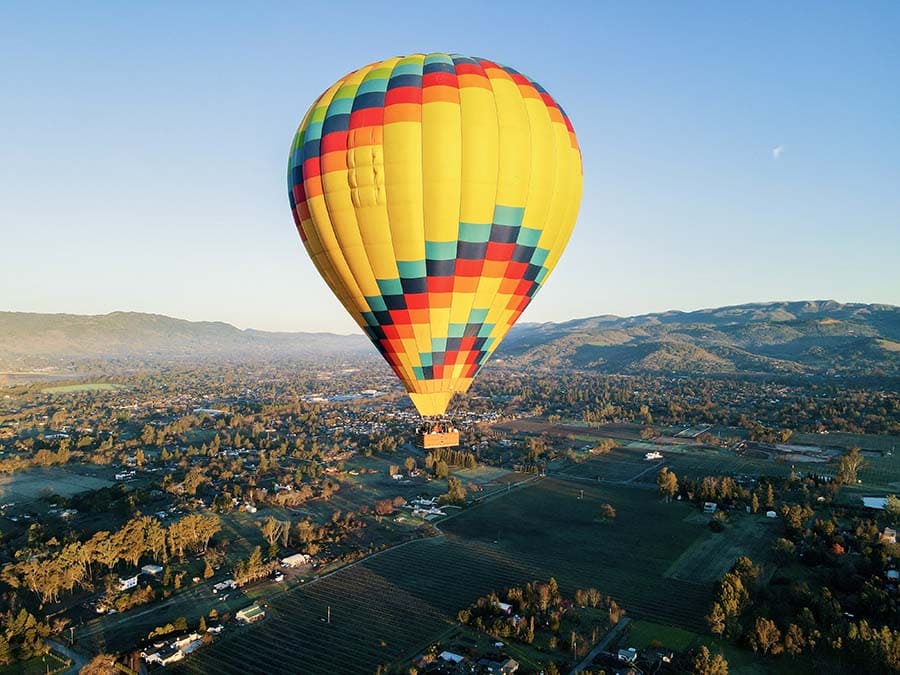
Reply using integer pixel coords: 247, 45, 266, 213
665, 514, 780, 583
557, 446, 659, 482
556, 443, 805, 486
41, 383, 125, 394
654, 448, 799, 482
0, 467, 113, 503
177, 478, 717, 674
792, 430, 898, 453
624, 619, 697, 651
451, 465, 517, 485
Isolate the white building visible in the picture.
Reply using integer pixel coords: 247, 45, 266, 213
236, 604, 266, 623
281, 553, 311, 567
119, 575, 139, 591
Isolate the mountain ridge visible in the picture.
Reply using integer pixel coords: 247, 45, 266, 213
500, 300, 900, 377
1, 300, 898, 376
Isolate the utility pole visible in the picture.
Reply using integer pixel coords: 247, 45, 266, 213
327, 605, 331, 624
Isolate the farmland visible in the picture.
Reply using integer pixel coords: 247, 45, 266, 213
0, 466, 112, 504
179, 477, 726, 674
40, 383, 125, 394
536, 420, 900, 493
665, 515, 780, 584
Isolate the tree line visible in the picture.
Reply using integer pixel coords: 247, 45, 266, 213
1, 513, 220, 605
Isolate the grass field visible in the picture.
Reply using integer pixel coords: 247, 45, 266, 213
451, 465, 517, 485
624, 619, 697, 651
665, 514, 780, 583
556, 447, 655, 482
792, 431, 898, 453
556, 443, 803, 486
41, 383, 125, 394
0, 467, 113, 503
177, 478, 715, 674
653, 448, 798, 482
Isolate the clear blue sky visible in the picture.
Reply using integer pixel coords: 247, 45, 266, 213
2, 1, 898, 332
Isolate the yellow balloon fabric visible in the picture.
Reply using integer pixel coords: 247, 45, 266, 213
288, 53, 582, 416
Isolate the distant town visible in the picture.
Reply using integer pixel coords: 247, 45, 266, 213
0, 353, 898, 673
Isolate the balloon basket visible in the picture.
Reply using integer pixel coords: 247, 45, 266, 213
415, 420, 460, 449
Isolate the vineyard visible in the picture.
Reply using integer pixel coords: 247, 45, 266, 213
178, 478, 713, 674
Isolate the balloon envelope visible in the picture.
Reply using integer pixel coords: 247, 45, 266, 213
288, 53, 582, 416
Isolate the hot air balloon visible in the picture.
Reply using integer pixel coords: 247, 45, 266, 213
288, 53, 582, 419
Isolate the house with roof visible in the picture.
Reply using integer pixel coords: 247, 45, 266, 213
236, 604, 266, 623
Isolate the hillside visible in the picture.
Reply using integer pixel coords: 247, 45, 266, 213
0, 311, 371, 368
1, 301, 898, 377
497, 300, 900, 377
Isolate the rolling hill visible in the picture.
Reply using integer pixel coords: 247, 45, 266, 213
0, 311, 371, 368
498, 300, 900, 377
1, 300, 898, 377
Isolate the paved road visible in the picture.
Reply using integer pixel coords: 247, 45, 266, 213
569, 617, 632, 675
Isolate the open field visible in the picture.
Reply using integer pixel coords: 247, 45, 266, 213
493, 418, 647, 443
792, 430, 898, 453
41, 383, 125, 394
556, 446, 656, 482
624, 619, 697, 651
0, 371, 77, 387
498, 418, 900, 490
557, 444, 802, 485
178, 478, 716, 674
0, 467, 113, 503
648, 447, 798, 482
665, 514, 780, 583
451, 465, 517, 485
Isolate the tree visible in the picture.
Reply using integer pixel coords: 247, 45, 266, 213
886, 494, 900, 523
203, 558, 214, 579
750, 493, 760, 513
198, 616, 207, 633
440, 476, 466, 506
435, 460, 449, 479
0, 635, 10, 666
404, 456, 416, 473
657, 467, 678, 502
772, 538, 795, 564
749, 617, 783, 655
692, 646, 728, 675
784, 623, 805, 656
259, 516, 284, 547
80, 654, 118, 674
837, 447, 864, 485
599, 503, 616, 521
780, 504, 813, 534
374, 499, 394, 516
706, 601, 728, 636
